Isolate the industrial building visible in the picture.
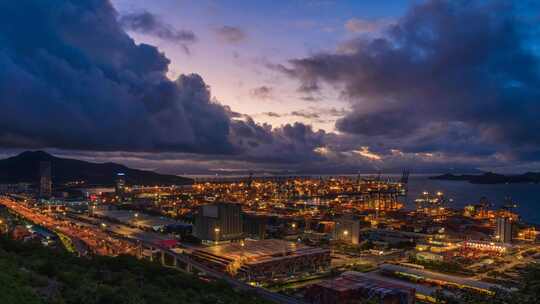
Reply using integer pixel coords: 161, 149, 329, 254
462, 240, 511, 253
193, 202, 243, 244
333, 215, 363, 244
243, 213, 267, 239
305, 271, 415, 304
189, 239, 330, 281
496, 216, 513, 243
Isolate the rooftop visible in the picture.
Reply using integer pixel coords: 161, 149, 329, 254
193, 239, 329, 265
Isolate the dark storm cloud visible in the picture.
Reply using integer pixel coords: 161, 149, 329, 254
0, 0, 231, 154
0, 0, 331, 170
120, 11, 196, 43
290, 110, 320, 119
214, 26, 247, 43
279, 0, 540, 162
235, 122, 326, 164
250, 86, 273, 100
4, 0, 538, 174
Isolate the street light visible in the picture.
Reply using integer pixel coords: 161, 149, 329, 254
214, 227, 220, 244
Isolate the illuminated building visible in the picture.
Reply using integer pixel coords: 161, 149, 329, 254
415, 191, 448, 217
193, 202, 243, 244
463, 205, 476, 217
39, 161, 52, 198
306, 271, 415, 304
416, 251, 444, 262
189, 239, 330, 281
115, 173, 126, 201
0, 218, 7, 234
496, 216, 513, 243
517, 227, 537, 241
333, 215, 362, 245
462, 240, 510, 253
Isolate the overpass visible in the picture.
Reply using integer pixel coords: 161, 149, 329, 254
129, 237, 305, 304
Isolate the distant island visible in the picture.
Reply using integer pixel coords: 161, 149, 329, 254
430, 172, 540, 184
0, 151, 193, 186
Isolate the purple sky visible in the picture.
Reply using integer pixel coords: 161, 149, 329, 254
112, 0, 411, 132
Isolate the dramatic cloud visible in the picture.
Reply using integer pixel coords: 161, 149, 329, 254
214, 26, 247, 43
120, 11, 197, 44
0, 0, 329, 170
259, 107, 345, 121
279, 0, 540, 164
0, 0, 231, 154
290, 110, 320, 119
250, 86, 274, 100
2, 0, 538, 174
230, 121, 326, 164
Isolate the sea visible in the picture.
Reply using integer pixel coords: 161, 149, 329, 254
406, 175, 540, 225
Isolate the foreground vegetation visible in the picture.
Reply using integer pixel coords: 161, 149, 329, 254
0, 236, 267, 304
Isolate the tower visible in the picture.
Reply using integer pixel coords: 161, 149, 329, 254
115, 173, 126, 201
39, 161, 52, 198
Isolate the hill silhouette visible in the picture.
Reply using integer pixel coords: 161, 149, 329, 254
430, 172, 540, 184
0, 151, 192, 186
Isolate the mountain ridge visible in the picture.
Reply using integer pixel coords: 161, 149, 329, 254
0, 151, 192, 186
430, 172, 540, 184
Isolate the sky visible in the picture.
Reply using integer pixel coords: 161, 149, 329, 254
112, 0, 411, 131
1, 0, 539, 175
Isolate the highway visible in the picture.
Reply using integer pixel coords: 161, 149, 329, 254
0, 198, 137, 256
1, 198, 304, 304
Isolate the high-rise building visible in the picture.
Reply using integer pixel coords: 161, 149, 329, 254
194, 202, 243, 244
496, 216, 513, 243
333, 215, 362, 245
243, 214, 266, 239
115, 173, 126, 201
39, 161, 52, 198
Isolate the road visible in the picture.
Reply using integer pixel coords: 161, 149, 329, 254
1, 198, 304, 304
0, 198, 137, 256
69, 214, 171, 244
